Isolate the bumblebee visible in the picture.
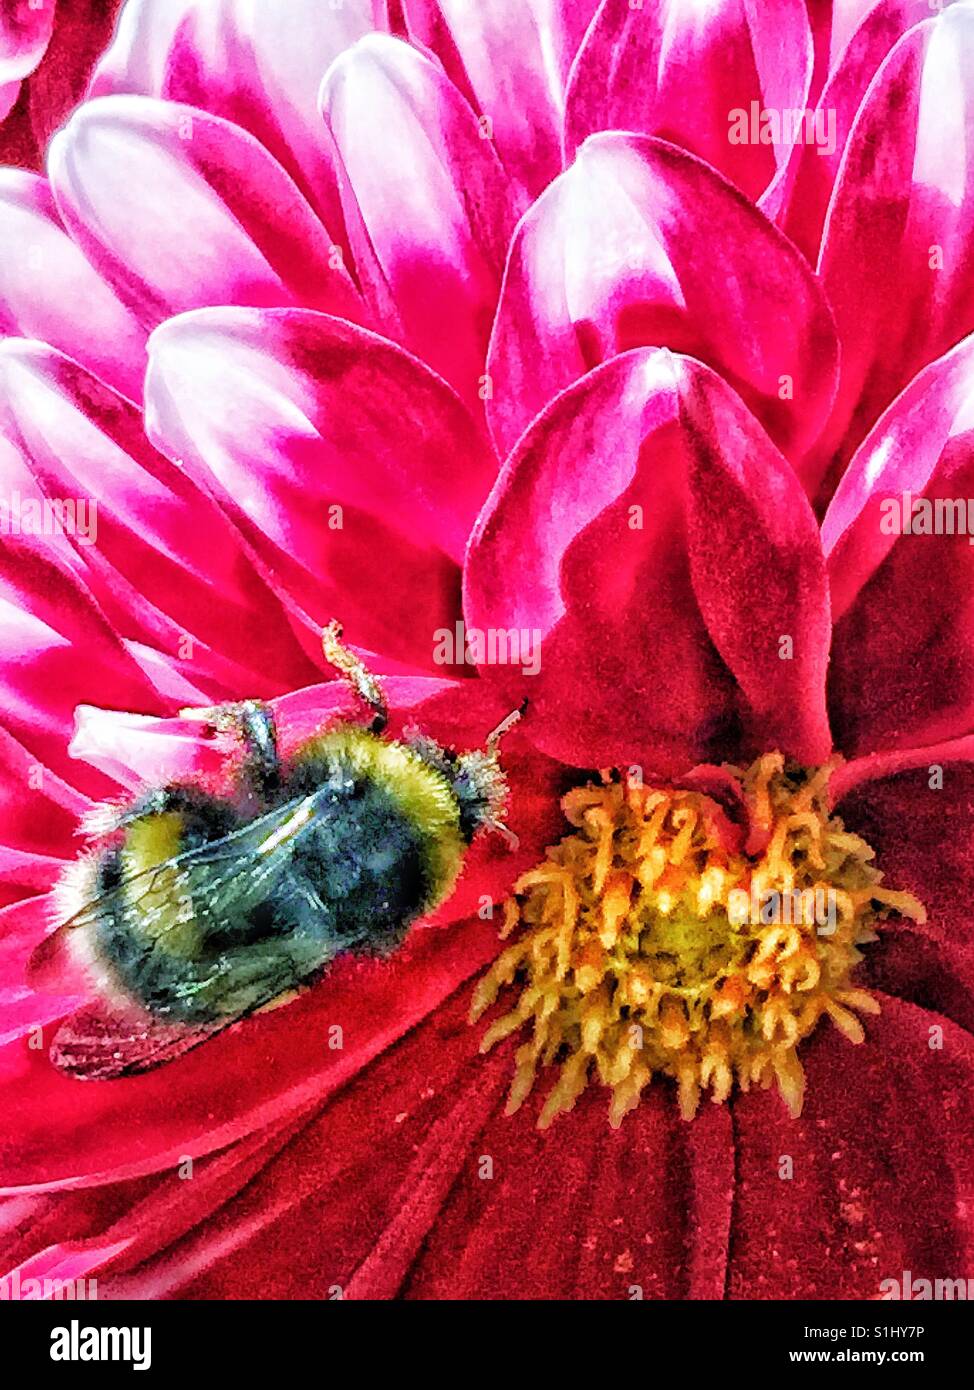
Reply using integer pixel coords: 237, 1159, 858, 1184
35, 623, 522, 1079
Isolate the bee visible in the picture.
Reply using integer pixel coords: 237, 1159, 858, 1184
32, 622, 523, 1079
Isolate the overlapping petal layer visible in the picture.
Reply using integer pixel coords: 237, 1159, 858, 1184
487, 134, 839, 471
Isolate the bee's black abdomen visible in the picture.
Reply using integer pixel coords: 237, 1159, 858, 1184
289, 771, 430, 953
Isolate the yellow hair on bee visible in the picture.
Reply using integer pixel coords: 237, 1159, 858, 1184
120, 811, 200, 956
292, 725, 466, 906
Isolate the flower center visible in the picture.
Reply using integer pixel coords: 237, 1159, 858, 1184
472, 755, 925, 1128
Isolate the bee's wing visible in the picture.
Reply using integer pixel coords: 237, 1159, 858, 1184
55, 790, 327, 941
37, 791, 368, 1080
48, 1000, 231, 1080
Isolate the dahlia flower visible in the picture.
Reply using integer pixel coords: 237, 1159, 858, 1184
0, 0, 973, 1302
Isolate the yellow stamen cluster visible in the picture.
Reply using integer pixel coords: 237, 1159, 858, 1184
471, 755, 925, 1128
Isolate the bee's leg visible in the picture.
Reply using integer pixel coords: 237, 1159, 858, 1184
321, 620, 388, 734
179, 699, 282, 802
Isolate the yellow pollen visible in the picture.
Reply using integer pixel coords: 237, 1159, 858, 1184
471, 755, 926, 1129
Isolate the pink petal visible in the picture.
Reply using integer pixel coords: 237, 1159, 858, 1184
775, 0, 969, 264
401, 0, 599, 200
90, 0, 389, 238
564, 0, 813, 203
0, 0, 54, 86
0, 540, 171, 798
0, 725, 88, 861
48, 94, 363, 331
320, 34, 521, 416
824, 332, 974, 757
465, 349, 832, 775
145, 307, 497, 673
0, 339, 323, 701
0, 169, 146, 400
0, 77, 19, 120
817, 5, 974, 488
0, 913, 500, 1192
487, 133, 839, 473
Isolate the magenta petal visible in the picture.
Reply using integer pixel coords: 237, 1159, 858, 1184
401, 0, 598, 201
0, 170, 146, 401
487, 134, 839, 473
145, 307, 496, 672
818, 5, 974, 481
824, 332, 974, 757
90, 0, 387, 238
0, 339, 322, 701
0, 0, 54, 86
565, 0, 813, 204
0, 541, 171, 798
0, 725, 88, 862
465, 349, 832, 774
775, 0, 966, 265
320, 34, 521, 415
48, 94, 363, 331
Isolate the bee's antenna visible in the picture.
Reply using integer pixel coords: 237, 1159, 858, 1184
322, 620, 388, 734
486, 698, 528, 754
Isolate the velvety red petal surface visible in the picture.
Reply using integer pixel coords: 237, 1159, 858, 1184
729, 997, 974, 1299
833, 746, 974, 1035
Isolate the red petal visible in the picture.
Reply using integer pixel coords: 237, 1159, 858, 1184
0, 339, 321, 700
87, 991, 733, 1300
401, 0, 598, 201
833, 747, 974, 1034
0, 540, 170, 797
90, 0, 387, 239
728, 997, 974, 1297
320, 34, 521, 416
0, 170, 145, 400
0, 0, 54, 86
775, 0, 962, 264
